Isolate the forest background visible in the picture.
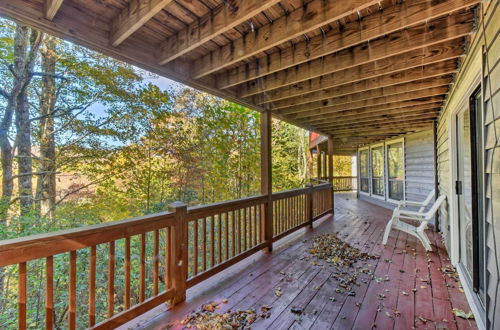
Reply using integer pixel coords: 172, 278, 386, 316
0, 20, 353, 328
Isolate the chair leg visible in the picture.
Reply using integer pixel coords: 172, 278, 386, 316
382, 219, 393, 245
416, 231, 432, 252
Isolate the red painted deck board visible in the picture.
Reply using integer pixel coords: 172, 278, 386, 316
122, 193, 477, 330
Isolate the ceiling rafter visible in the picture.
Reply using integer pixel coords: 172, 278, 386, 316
45, 0, 64, 20
270, 77, 451, 112
284, 87, 448, 119
239, 12, 474, 97
190, 0, 381, 79
215, 0, 480, 90
158, 0, 282, 65
253, 58, 460, 104
111, 0, 174, 47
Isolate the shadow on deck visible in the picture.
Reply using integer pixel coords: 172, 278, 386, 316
125, 193, 476, 330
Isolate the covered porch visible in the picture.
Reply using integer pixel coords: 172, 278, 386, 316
125, 193, 475, 329
0, 0, 496, 329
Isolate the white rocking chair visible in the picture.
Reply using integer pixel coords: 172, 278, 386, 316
382, 194, 446, 252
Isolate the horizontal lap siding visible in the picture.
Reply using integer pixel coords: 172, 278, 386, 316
436, 1, 499, 327
483, 2, 500, 326
404, 129, 436, 204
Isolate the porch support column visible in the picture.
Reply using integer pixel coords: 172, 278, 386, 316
322, 151, 327, 179
260, 110, 273, 252
308, 148, 314, 179
316, 145, 321, 179
327, 136, 335, 212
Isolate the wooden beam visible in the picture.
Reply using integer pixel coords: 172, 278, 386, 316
253, 59, 459, 105
324, 122, 434, 135
158, 0, 281, 65
191, 0, 381, 79
326, 119, 433, 132
317, 111, 440, 130
324, 119, 438, 135
240, 12, 473, 97
45, 0, 63, 20
286, 87, 448, 119
111, 0, 174, 47
300, 98, 444, 123
260, 110, 272, 252
216, 0, 480, 89
306, 103, 441, 125
271, 77, 451, 112
242, 39, 464, 100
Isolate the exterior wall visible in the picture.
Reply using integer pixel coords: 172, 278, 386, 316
405, 130, 436, 203
435, 2, 499, 328
358, 130, 436, 214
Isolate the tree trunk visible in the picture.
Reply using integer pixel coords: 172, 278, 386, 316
36, 36, 57, 218
14, 27, 42, 217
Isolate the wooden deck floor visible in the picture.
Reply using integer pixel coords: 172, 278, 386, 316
125, 193, 476, 330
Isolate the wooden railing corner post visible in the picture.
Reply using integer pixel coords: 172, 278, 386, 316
168, 201, 188, 306
306, 183, 314, 228
263, 198, 273, 252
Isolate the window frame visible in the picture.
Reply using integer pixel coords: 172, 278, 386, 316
358, 146, 370, 196
370, 142, 386, 200
385, 137, 405, 203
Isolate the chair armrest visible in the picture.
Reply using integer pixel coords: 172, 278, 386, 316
399, 200, 424, 207
398, 209, 426, 218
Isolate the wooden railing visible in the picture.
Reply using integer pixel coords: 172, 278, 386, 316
0, 182, 333, 329
313, 176, 358, 191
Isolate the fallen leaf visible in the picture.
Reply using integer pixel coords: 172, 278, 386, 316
275, 287, 282, 297
452, 308, 474, 319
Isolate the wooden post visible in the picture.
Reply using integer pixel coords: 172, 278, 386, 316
306, 183, 314, 228
322, 151, 327, 180
433, 120, 440, 232
307, 149, 313, 179
316, 145, 321, 179
260, 110, 273, 252
328, 136, 335, 213
168, 201, 188, 305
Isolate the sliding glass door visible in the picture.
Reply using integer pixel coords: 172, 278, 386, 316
371, 145, 384, 197
456, 87, 485, 304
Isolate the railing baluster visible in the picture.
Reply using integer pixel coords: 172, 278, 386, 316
154, 230, 159, 294
225, 212, 229, 260
46, 256, 54, 330
69, 250, 76, 330
89, 246, 96, 326
125, 237, 131, 309
210, 216, 215, 267
108, 241, 115, 317
218, 214, 222, 262
243, 207, 247, 251
140, 233, 146, 302
166, 227, 171, 288
202, 217, 207, 271
231, 211, 236, 257
193, 219, 198, 275
18, 262, 27, 330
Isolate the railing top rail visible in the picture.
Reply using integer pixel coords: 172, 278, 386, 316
0, 211, 176, 266
187, 195, 267, 219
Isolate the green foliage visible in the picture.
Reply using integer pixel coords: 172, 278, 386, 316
0, 18, 312, 328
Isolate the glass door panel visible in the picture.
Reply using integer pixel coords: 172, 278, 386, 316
387, 142, 404, 200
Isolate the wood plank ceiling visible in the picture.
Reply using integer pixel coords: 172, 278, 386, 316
0, 0, 480, 153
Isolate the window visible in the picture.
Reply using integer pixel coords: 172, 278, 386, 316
371, 145, 384, 197
387, 141, 404, 200
359, 149, 369, 193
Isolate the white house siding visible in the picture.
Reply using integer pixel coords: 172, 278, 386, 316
435, 2, 499, 327
358, 130, 436, 212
